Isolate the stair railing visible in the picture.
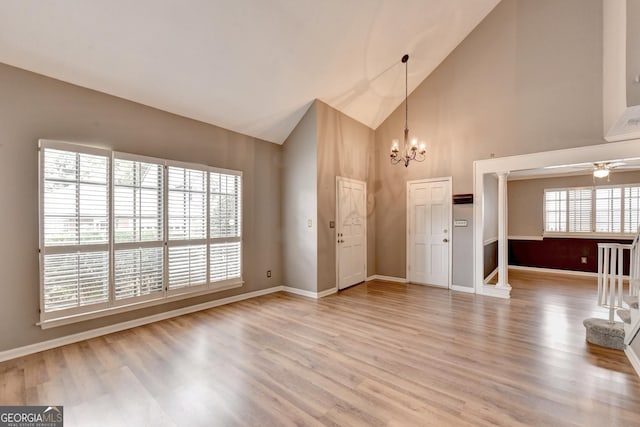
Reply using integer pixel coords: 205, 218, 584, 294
630, 226, 640, 297
597, 226, 640, 322
597, 243, 630, 322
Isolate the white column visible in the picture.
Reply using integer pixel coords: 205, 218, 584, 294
496, 171, 511, 290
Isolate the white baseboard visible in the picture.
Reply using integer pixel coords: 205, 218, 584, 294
0, 286, 284, 364
366, 275, 408, 283
318, 287, 338, 298
483, 267, 499, 284
481, 284, 511, 299
281, 286, 337, 299
451, 285, 475, 294
625, 346, 640, 378
508, 265, 599, 278
451, 285, 476, 294
281, 286, 316, 299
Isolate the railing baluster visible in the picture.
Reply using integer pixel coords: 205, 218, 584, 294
610, 247, 617, 323
618, 247, 623, 310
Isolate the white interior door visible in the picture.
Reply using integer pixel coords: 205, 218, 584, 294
408, 179, 451, 288
337, 177, 366, 290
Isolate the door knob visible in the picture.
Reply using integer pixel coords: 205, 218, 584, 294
443, 238, 448, 243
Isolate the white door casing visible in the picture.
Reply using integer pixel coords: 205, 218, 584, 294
407, 178, 452, 288
336, 177, 367, 290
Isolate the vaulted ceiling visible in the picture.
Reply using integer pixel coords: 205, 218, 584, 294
0, 0, 499, 143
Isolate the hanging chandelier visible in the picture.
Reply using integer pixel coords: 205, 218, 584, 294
390, 54, 426, 167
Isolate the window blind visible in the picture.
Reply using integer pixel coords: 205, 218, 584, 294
39, 140, 243, 324
167, 166, 208, 290
544, 190, 567, 232
568, 189, 592, 233
42, 146, 110, 312
113, 156, 164, 301
595, 187, 622, 233
209, 172, 242, 283
543, 184, 640, 236
624, 186, 640, 234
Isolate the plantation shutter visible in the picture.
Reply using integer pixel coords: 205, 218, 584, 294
167, 165, 207, 290
567, 189, 592, 232
41, 145, 110, 313
113, 154, 164, 301
39, 140, 244, 325
544, 190, 567, 232
595, 187, 622, 233
209, 171, 242, 283
624, 186, 640, 233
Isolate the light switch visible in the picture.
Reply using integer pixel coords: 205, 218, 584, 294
454, 220, 468, 227
307, 219, 313, 228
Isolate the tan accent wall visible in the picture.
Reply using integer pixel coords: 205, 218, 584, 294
627, 0, 640, 106
316, 101, 376, 291
374, 0, 603, 284
508, 171, 640, 236
0, 63, 283, 351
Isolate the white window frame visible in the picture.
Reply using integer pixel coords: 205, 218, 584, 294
112, 151, 166, 307
38, 140, 244, 328
543, 183, 640, 239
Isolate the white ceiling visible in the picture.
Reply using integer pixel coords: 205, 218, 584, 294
0, 0, 499, 144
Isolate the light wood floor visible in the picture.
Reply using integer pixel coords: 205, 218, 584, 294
2, 271, 640, 426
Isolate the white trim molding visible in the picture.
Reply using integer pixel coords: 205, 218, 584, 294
625, 346, 640, 378
282, 286, 337, 299
451, 285, 475, 294
484, 267, 499, 284
0, 286, 284, 363
481, 284, 511, 299
366, 275, 409, 283
508, 235, 544, 241
508, 265, 599, 278
483, 237, 498, 246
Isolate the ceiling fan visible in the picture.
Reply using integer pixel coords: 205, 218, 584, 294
592, 161, 626, 179
543, 157, 640, 175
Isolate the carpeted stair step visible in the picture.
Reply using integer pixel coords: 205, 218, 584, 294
623, 295, 639, 309
617, 308, 631, 324
583, 318, 625, 350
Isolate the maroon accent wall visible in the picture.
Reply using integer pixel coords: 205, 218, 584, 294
484, 241, 498, 278
508, 238, 632, 274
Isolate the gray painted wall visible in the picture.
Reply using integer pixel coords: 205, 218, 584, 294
508, 171, 640, 236
0, 63, 282, 351
374, 0, 603, 284
282, 102, 318, 292
316, 101, 376, 291
452, 204, 474, 287
483, 173, 499, 240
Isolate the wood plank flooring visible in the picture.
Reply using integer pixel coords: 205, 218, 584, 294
2, 270, 640, 426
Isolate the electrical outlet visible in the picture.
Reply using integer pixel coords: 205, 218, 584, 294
267, 270, 272, 278
580, 257, 587, 264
